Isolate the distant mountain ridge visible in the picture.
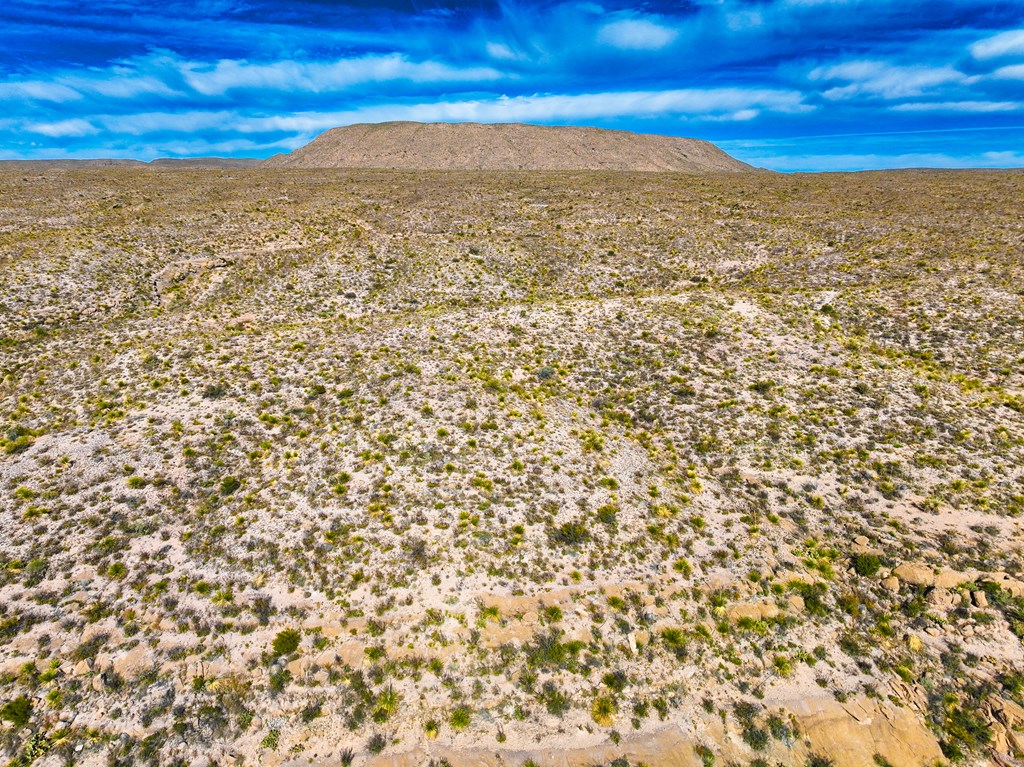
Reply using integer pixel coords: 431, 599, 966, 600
263, 121, 754, 172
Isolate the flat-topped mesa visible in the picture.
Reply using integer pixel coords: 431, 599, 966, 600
263, 121, 754, 172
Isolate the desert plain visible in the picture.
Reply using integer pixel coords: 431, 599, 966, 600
1, 165, 1023, 767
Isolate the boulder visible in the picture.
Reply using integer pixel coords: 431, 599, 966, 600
286, 657, 310, 678
112, 645, 153, 679
933, 568, 968, 590
926, 588, 956, 610
726, 601, 780, 623
892, 563, 935, 587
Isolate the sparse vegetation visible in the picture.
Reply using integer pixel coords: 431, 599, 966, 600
0, 166, 1021, 767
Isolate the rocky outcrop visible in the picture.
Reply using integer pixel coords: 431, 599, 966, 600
332, 695, 942, 767
986, 696, 1024, 758
151, 257, 232, 305
890, 563, 972, 589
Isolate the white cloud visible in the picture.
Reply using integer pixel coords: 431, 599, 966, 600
98, 110, 238, 135
810, 60, 971, 99
970, 29, 1024, 59
0, 80, 82, 102
486, 42, 523, 60
892, 100, 1022, 113
24, 119, 98, 137
993, 64, 1024, 80
598, 19, 678, 50
69, 87, 810, 140
64, 73, 180, 99
179, 54, 504, 96
238, 88, 810, 132
0, 67, 179, 103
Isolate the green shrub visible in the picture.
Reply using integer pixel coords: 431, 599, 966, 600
220, 475, 241, 495
695, 744, 715, 767
852, 553, 880, 577
271, 628, 301, 656
743, 726, 770, 750
260, 730, 280, 750
366, 729, 385, 753
548, 521, 590, 547
539, 681, 570, 716
0, 695, 31, 727
450, 705, 472, 730
591, 696, 617, 726
603, 670, 628, 692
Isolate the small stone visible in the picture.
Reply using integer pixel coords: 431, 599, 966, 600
972, 591, 988, 609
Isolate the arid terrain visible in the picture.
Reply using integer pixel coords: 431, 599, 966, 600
1, 165, 1023, 767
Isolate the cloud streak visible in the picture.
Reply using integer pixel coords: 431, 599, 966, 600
970, 28, 1024, 59
178, 54, 505, 96
598, 19, 678, 51
809, 61, 973, 100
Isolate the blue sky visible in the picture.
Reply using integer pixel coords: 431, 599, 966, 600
1, 0, 1023, 170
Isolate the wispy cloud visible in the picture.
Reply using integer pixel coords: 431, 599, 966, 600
970, 28, 1024, 59
992, 64, 1024, 80
69, 87, 812, 139
598, 19, 678, 51
892, 100, 1022, 113
809, 60, 972, 100
333, 86, 803, 126
0, 80, 82, 102
178, 54, 505, 96
24, 118, 98, 137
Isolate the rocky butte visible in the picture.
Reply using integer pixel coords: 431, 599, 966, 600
263, 121, 755, 172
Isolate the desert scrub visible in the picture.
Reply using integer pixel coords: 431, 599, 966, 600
449, 705, 472, 731
267, 626, 300, 655
592, 696, 617, 726
0, 695, 32, 727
